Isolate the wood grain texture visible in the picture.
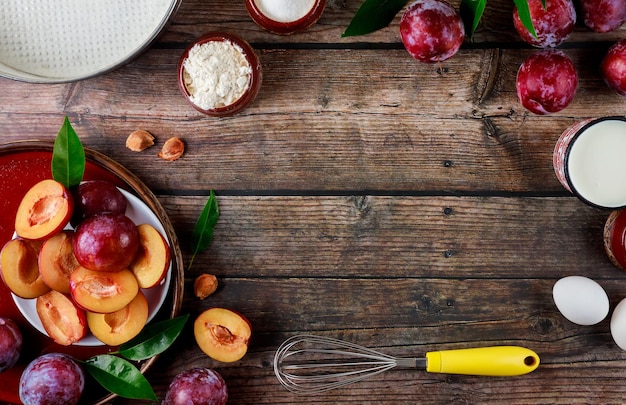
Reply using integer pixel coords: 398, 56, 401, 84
1, 46, 623, 193
1, 0, 626, 403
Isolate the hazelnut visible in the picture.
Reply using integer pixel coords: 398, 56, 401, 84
194, 274, 218, 299
158, 137, 185, 161
126, 130, 155, 152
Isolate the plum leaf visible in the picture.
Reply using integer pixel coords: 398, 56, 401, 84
460, 0, 487, 38
83, 355, 157, 401
513, 0, 537, 38
52, 116, 85, 189
118, 314, 189, 361
342, 0, 408, 37
188, 190, 219, 270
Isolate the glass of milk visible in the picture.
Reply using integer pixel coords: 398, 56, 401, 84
553, 116, 626, 209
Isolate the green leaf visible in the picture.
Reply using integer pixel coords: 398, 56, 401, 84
52, 116, 85, 188
460, 0, 487, 38
342, 0, 408, 37
118, 314, 189, 361
83, 355, 157, 401
188, 190, 219, 270
513, 0, 537, 38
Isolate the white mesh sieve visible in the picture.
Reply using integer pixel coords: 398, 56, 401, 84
0, 0, 177, 82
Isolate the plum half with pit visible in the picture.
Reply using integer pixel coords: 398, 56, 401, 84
72, 212, 139, 272
0, 318, 22, 372
516, 49, 578, 115
163, 368, 228, 405
194, 308, 252, 363
14, 179, 73, 240
399, 0, 465, 63
71, 180, 127, 225
70, 266, 139, 313
19, 353, 84, 405
513, 0, 576, 48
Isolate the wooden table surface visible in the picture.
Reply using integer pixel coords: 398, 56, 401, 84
2, 0, 626, 403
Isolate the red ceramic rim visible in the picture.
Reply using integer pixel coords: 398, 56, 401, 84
177, 32, 262, 117
244, 0, 327, 35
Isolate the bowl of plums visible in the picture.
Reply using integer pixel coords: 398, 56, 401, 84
0, 140, 184, 405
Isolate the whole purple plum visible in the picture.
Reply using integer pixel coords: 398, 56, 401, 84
0, 318, 22, 372
19, 353, 84, 405
71, 180, 127, 226
163, 368, 228, 405
516, 49, 578, 114
580, 0, 626, 32
72, 212, 139, 272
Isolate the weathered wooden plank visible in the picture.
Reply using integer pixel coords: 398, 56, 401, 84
1, 46, 623, 193
1, 38, 622, 121
160, 196, 618, 280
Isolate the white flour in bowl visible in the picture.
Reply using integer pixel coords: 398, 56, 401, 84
183, 40, 252, 110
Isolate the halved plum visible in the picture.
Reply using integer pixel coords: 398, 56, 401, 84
15, 179, 73, 240
87, 291, 148, 346
0, 238, 50, 298
130, 224, 170, 288
39, 231, 80, 294
36, 290, 87, 346
193, 308, 252, 362
69, 266, 139, 313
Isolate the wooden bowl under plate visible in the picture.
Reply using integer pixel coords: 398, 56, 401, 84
0, 140, 184, 405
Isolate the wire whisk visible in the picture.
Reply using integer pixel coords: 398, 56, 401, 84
273, 334, 422, 394
273, 334, 540, 395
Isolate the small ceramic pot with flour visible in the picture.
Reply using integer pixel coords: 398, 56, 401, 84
245, 0, 327, 35
177, 32, 262, 117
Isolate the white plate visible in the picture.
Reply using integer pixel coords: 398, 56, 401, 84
0, 0, 180, 83
13, 188, 172, 346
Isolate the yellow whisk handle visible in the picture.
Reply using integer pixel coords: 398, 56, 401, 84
425, 346, 540, 376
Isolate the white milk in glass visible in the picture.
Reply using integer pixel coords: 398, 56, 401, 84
566, 119, 626, 208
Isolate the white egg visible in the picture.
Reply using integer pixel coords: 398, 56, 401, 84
611, 298, 626, 350
552, 276, 609, 326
